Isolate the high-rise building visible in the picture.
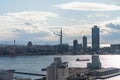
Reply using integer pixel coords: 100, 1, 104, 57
27, 41, 33, 47
92, 26, 100, 51
73, 40, 78, 50
83, 36, 87, 51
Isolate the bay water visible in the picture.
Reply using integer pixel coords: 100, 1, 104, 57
0, 55, 120, 80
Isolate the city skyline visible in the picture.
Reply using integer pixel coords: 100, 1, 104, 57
0, 0, 120, 45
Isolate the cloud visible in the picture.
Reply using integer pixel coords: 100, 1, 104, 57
101, 17, 120, 31
55, 2, 120, 11
101, 31, 120, 44
0, 11, 102, 44
87, 13, 109, 18
97, 17, 120, 44
0, 11, 58, 42
0, 11, 120, 45
7, 11, 58, 20
106, 23, 120, 30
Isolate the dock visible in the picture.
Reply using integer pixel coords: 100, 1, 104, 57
96, 71, 120, 79
93, 68, 120, 79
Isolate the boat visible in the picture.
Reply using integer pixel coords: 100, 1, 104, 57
41, 68, 47, 71
76, 58, 90, 61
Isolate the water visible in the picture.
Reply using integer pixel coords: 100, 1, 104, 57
0, 55, 120, 80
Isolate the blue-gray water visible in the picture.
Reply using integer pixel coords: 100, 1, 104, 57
0, 55, 120, 80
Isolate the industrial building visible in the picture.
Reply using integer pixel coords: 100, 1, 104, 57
47, 57, 69, 80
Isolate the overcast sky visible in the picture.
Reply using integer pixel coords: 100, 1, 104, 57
0, 0, 120, 45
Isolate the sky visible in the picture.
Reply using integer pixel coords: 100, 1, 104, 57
0, 0, 120, 45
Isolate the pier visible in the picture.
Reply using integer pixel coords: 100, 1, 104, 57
96, 71, 120, 79
91, 68, 120, 79
14, 71, 46, 76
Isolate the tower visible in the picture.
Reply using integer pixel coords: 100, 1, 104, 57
53, 28, 63, 53
53, 28, 63, 45
73, 40, 78, 51
83, 36, 87, 51
92, 26, 100, 51
14, 40, 15, 47
11, 40, 16, 56
27, 41, 32, 47
59, 28, 63, 53
60, 28, 62, 45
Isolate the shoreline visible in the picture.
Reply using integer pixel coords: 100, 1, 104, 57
0, 53, 120, 57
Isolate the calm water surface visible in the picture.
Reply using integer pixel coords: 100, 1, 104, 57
0, 55, 120, 80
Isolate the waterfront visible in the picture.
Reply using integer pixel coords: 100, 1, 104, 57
0, 55, 120, 80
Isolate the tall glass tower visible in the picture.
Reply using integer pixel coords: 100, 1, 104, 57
92, 26, 100, 51
83, 36, 87, 51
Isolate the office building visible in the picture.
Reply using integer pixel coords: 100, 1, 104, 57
92, 26, 100, 51
73, 40, 78, 51
77, 44, 82, 51
83, 36, 87, 51
27, 41, 33, 47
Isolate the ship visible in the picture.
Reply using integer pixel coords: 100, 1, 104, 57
76, 58, 90, 61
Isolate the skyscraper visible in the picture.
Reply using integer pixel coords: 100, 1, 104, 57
92, 26, 100, 51
83, 36, 87, 51
73, 40, 78, 51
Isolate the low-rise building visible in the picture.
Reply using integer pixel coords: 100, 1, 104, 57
47, 57, 69, 80
87, 55, 101, 69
